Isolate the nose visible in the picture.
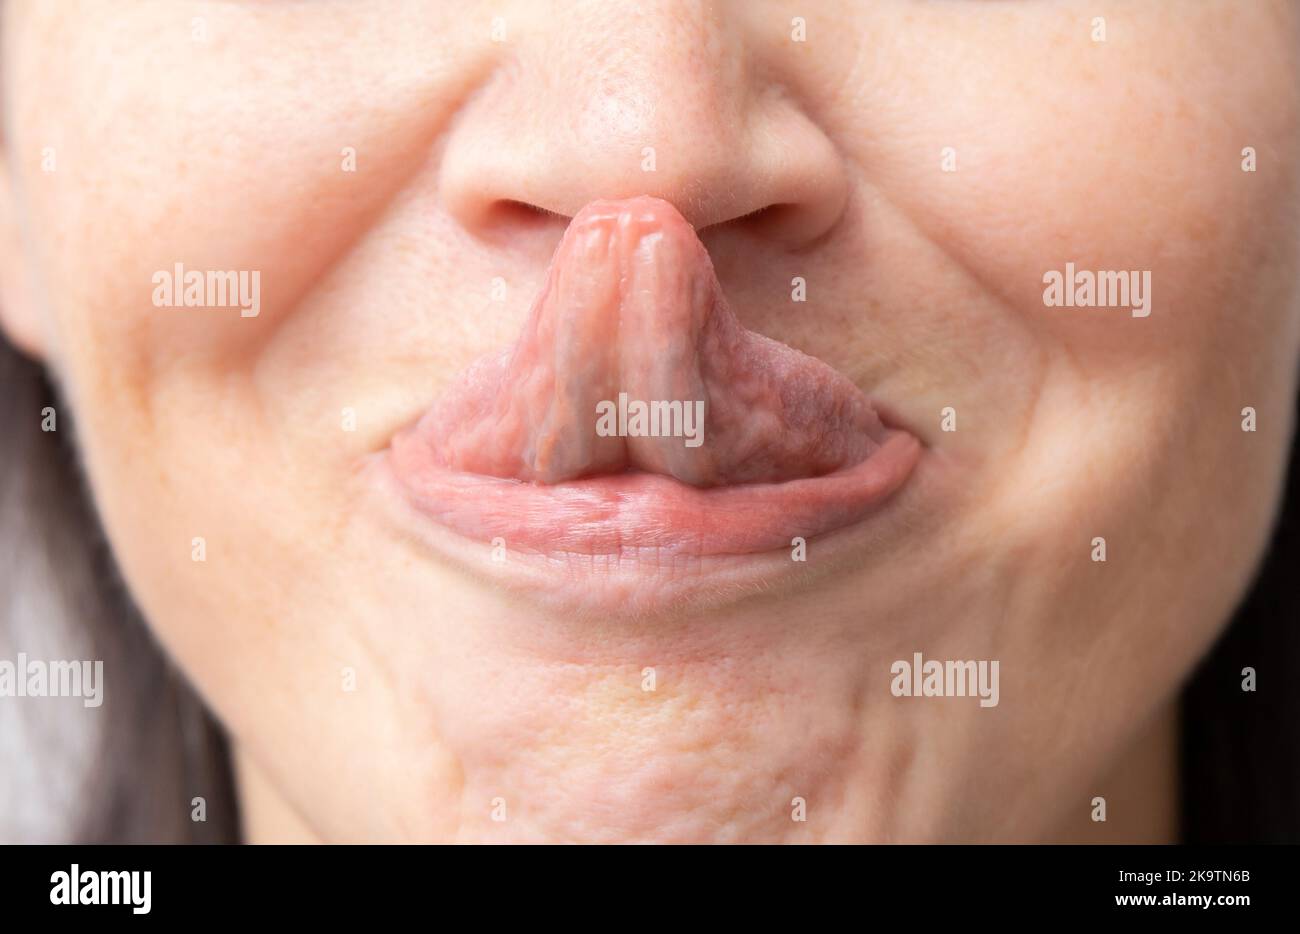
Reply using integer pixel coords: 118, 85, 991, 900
438, 1, 848, 247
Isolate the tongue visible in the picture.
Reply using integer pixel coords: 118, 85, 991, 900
420, 196, 887, 488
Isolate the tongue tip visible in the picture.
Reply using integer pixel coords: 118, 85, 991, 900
569, 195, 697, 241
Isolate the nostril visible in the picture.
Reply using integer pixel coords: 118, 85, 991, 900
471, 200, 573, 249
698, 202, 795, 239
734, 203, 791, 237
735, 203, 787, 225
704, 200, 842, 252
495, 200, 570, 226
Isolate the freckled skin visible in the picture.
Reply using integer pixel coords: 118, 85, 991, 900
0, 1, 1297, 843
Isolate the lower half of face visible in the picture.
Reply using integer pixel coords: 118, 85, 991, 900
5, 0, 1298, 840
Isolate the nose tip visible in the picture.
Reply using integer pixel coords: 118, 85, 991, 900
438, 12, 848, 249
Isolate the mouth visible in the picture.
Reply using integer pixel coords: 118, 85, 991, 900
378, 196, 922, 607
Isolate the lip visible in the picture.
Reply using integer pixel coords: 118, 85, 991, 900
374, 419, 924, 615
388, 424, 921, 558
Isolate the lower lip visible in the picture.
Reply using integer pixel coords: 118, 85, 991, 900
383, 428, 922, 560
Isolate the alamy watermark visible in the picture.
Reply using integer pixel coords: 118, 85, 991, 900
1042, 263, 1151, 318
152, 263, 261, 318
890, 652, 999, 707
595, 393, 704, 448
50, 865, 150, 915
0, 653, 103, 707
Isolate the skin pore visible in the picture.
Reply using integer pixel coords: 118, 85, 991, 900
1, 1, 1297, 842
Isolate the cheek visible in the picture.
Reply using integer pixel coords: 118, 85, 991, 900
6, 2, 489, 552
19, 5, 471, 386
836, 2, 1298, 472
881, 2, 1297, 362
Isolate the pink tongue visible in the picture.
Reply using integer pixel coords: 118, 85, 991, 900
422, 196, 886, 487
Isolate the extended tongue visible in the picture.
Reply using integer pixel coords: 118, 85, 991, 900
419, 196, 887, 488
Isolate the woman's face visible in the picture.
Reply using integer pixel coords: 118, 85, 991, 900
2, 0, 1297, 842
